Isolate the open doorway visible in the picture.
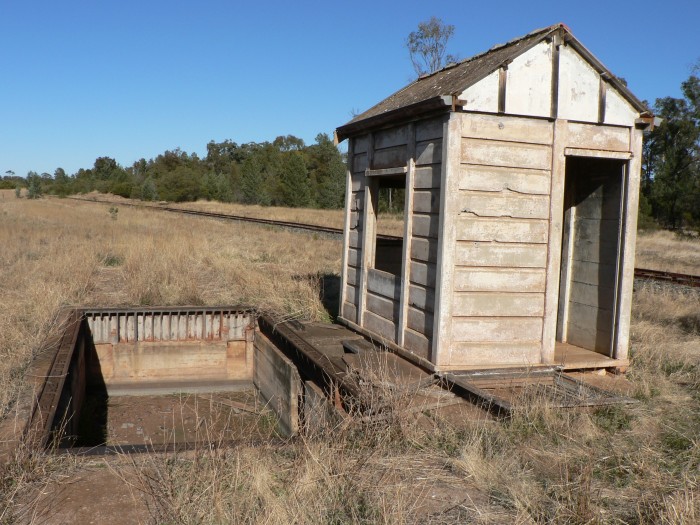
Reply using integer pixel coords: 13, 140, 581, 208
557, 156, 627, 357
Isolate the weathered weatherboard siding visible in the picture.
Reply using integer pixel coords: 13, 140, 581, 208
439, 113, 553, 367
340, 116, 445, 360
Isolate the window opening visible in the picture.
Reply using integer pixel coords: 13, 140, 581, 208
373, 174, 405, 276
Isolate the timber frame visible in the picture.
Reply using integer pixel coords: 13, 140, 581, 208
336, 23, 653, 373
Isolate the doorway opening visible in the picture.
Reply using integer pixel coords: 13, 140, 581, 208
557, 156, 627, 358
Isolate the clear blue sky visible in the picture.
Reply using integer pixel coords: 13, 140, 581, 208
1, 0, 697, 178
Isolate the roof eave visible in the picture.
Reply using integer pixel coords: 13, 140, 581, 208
336, 96, 451, 142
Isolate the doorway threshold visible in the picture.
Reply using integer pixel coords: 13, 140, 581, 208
554, 342, 626, 371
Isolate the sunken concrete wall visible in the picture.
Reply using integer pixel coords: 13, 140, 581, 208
86, 309, 255, 387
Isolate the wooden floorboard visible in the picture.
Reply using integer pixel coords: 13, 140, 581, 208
554, 341, 621, 369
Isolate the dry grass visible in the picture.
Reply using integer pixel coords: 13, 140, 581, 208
635, 230, 700, 275
1, 191, 699, 523
78, 191, 406, 236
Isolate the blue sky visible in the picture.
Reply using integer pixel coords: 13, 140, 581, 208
0, 0, 697, 178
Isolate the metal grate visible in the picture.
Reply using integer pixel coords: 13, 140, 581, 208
443, 368, 635, 413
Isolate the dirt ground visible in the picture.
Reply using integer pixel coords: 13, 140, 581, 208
73, 390, 272, 448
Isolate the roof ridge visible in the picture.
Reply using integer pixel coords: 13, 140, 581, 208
415, 23, 562, 81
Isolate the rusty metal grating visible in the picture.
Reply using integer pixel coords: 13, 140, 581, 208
85, 307, 254, 344
443, 368, 635, 414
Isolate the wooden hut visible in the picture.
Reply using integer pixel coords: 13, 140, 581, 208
335, 23, 656, 372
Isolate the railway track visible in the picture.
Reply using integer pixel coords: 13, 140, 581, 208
633, 268, 700, 288
68, 196, 398, 241
68, 196, 700, 288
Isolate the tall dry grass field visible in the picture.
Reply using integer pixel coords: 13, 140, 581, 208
79, 191, 407, 236
1, 192, 698, 523
636, 230, 700, 275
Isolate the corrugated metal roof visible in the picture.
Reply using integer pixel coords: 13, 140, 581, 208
337, 23, 649, 140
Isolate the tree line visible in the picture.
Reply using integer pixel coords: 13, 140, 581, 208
2, 48, 699, 231
2, 132, 347, 209
641, 70, 700, 231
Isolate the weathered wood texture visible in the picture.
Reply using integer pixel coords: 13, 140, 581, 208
95, 340, 251, 385
562, 157, 623, 354
254, 333, 301, 437
456, 39, 640, 129
303, 380, 349, 435
343, 117, 443, 357
448, 113, 554, 366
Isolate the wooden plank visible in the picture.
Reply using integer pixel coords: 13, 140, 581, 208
455, 242, 548, 267
403, 328, 430, 358
374, 125, 409, 150
452, 292, 545, 317
459, 191, 550, 219
408, 284, 435, 313
350, 191, 363, 211
410, 237, 439, 263
454, 268, 546, 293
253, 333, 300, 437
567, 302, 613, 333
449, 342, 541, 366
565, 148, 631, 160
366, 292, 398, 322
570, 260, 616, 288
566, 322, 612, 354
345, 285, 358, 305
415, 140, 442, 165
410, 261, 437, 287
397, 139, 416, 348
342, 301, 357, 323
367, 268, 400, 300
569, 281, 615, 309
541, 119, 567, 364
614, 127, 643, 362
498, 66, 507, 114
412, 213, 439, 238
504, 41, 553, 118
605, 88, 638, 127
407, 307, 433, 337
303, 380, 348, 434
367, 166, 407, 177
432, 114, 460, 368
415, 117, 444, 142
452, 317, 543, 342
414, 165, 441, 189
347, 248, 360, 268
346, 267, 358, 286
354, 134, 369, 154
456, 217, 548, 243
373, 145, 407, 169
575, 187, 622, 219
362, 310, 396, 342
357, 154, 375, 328
413, 189, 440, 214
348, 230, 360, 248
566, 122, 629, 152
558, 45, 599, 123
461, 138, 552, 170
352, 153, 368, 172
459, 164, 550, 194
461, 113, 553, 145
350, 176, 364, 192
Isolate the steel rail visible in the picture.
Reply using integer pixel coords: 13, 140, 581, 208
67, 196, 399, 241
633, 267, 700, 288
